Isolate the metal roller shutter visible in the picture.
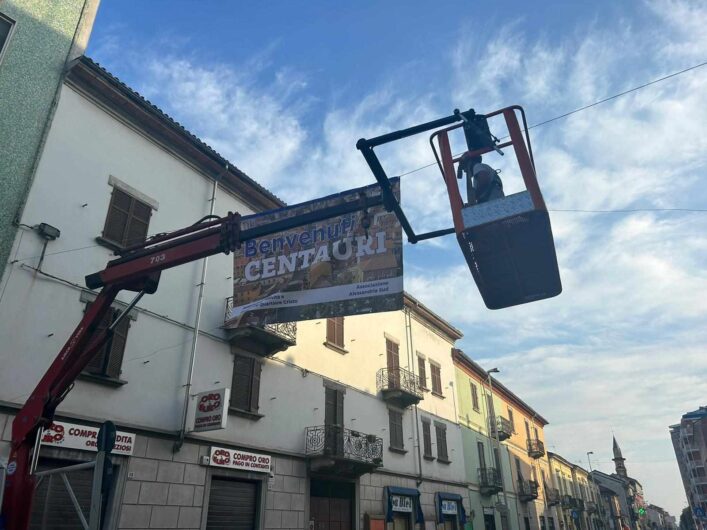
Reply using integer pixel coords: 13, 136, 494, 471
206, 477, 258, 530
29, 458, 94, 530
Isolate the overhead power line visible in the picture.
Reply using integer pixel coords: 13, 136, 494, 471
398, 59, 707, 178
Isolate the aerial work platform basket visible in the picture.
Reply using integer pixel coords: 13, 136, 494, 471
357, 105, 562, 310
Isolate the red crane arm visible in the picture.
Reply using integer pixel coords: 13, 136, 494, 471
3, 193, 384, 528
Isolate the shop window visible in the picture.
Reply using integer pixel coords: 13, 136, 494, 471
422, 418, 433, 459
389, 409, 404, 451
430, 363, 442, 396
435, 422, 449, 462
326, 317, 345, 349
417, 355, 427, 389
82, 303, 130, 381
101, 187, 152, 248
230, 354, 262, 416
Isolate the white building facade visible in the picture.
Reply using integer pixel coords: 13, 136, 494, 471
0, 57, 469, 530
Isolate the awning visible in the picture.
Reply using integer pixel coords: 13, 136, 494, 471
385, 486, 425, 524
436, 492, 467, 525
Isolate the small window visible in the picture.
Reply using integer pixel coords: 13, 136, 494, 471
83, 304, 130, 380
388, 409, 404, 451
435, 423, 449, 462
430, 363, 442, 395
508, 407, 515, 432
477, 442, 486, 468
230, 354, 262, 415
417, 356, 427, 389
525, 420, 531, 441
0, 13, 15, 64
470, 382, 480, 411
533, 426, 539, 440
422, 419, 433, 458
326, 317, 344, 348
102, 187, 152, 247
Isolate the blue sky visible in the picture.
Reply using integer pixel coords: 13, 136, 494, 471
89, 0, 707, 514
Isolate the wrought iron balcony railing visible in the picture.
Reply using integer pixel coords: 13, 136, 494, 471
572, 497, 585, 511
479, 467, 504, 495
305, 425, 383, 466
376, 367, 422, 406
546, 487, 561, 506
527, 438, 546, 459
489, 416, 513, 441
224, 296, 297, 343
518, 479, 539, 502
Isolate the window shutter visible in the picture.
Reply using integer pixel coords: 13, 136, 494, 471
326, 318, 344, 347
249, 360, 262, 412
125, 200, 151, 246
102, 188, 152, 247
435, 424, 448, 461
84, 306, 111, 375
471, 383, 479, 410
417, 357, 426, 389
477, 442, 486, 468
231, 355, 254, 411
105, 315, 129, 379
335, 389, 344, 426
431, 364, 442, 394
325, 387, 337, 426
335, 317, 344, 346
422, 420, 432, 456
327, 318, 335, 343
389, 410, 403, 449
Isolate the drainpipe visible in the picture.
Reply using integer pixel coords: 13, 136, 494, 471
174, 171, 222, 452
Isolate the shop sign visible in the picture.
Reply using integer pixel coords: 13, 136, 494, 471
441, 500, 458, 515
193, 388, 229, 432
209, 446, 271, 473
483, 508, 495, 515
40, 421, 135, 455
391, 495, 413, 513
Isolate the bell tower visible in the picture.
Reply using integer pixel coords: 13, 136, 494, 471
613, 436, 628, 478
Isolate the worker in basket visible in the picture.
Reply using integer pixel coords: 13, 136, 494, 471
458, 152, 504, 205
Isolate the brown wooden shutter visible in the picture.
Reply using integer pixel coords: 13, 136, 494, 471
231, 355, 254, 410
249, 360, 261, 412
435, 423, 448, 461
471, 383, 479, 410
105, 314, 129, 378
422, 420, 432, 456
417, 357, 426, 389
477, 442, 486, 469
335, 389, 344, 426
125, 200, 151, 246
326, 318, 335, 343
431, 364, 442, 394
103, 189, 131, 244
389, 410, 403, 449
326, 318, 344, 347
84, 306, 112, 375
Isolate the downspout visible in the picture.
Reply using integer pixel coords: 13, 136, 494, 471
404, 308, 424, 485
174, 171, 222, 452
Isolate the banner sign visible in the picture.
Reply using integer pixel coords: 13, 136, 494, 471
41, 421, 135, 455
226, 179, 403, 326
391, 495, 413, 513
192, 388, 229, 433
209, 447, 272, 473
441, 500, 458, 515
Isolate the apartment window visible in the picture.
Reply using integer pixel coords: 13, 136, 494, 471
102, 187, 152, 247
422, 418, 433, 459
430, 362, 442, 395
0, 13, 14, 63
417, 355, 427, 389
326, 317, 345, 349
83, 305, 130, 380
540, 516, 546, 530
230, 354, 262, 415
508, 407, 515, 432
541, 469, 547, 488
525, 420, 531, 441
533, 426, 539, 440
548, 518, 556, 530
470, 382, 480, 411
515, 457, 523, 480
389, 409, 404, 451
477, 442, 486, 468
435, 422, 449, 462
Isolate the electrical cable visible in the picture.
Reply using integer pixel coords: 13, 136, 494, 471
397, 59, 707, 178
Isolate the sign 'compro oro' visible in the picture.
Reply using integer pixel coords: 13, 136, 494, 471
209, 447, 271, 473
40, 421, 135, 455
192, 388, 229, 433
225, 179, 403, 326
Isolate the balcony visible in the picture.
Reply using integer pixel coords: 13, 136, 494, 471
376, 367, 423, 408
567, 497, 585, 511
517, 479, 539, 502
305, 425, 383, 477
546, 488, 561, 506
489, 416, 513, 441
561, 495, 573, 509
224, 296, 296, 355
585, 501, 598, 513
479, 467, 503, 496
527, 438, 546, 459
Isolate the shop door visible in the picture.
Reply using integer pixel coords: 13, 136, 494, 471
392, 513, 411, 530
484, 514, 497, 530
441, 516, 458, 530
206, 477, 258, 530
310, 480, 354, 530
